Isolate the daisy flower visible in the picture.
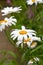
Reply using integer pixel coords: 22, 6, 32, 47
28, 57, 39, 65
16, 36, 41, 48
0, 16, 17, 31
27, 0, 43, 5
1, 6, 22, 16
10, 26, 36, 41
10, 26, 41, 48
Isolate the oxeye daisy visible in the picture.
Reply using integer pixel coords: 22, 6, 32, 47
10, 26, 41, 48
1, 6, 22, 16
10, 26, 36, 41
28, 57, 39, 65
0, 16, 17, 31
27, 0, 43, 5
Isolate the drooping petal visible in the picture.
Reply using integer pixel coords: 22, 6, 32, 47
32, 37, 41, 41
16, 41, 22, 47
17, 35, 23, 41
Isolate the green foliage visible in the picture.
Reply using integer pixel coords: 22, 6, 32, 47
0, 50, 18, 65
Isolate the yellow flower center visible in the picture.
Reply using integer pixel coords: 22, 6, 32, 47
19, 30, 27, 35
31, 42, 37, 46
32, 0, 35, 2
0, 20, 7, 24
24, 38, 31, 43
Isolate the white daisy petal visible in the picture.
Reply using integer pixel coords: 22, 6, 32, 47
30, 33, 36, 36
11, 31, 18, 36
17, 35, 23, 41
32, 37, 41, 41
10, 31, 15, 35
11, 34, 15, 38
11, 22, 16, 25
21, 26, 26, 30
23, 35, 27, 40
13, 35, 17, 40
16, 41, 22, 47
27, 29, 36, 33
0, 22, 5, 31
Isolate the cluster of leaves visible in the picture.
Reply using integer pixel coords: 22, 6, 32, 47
0, 50, 18, 65
0, 0, 43, 65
